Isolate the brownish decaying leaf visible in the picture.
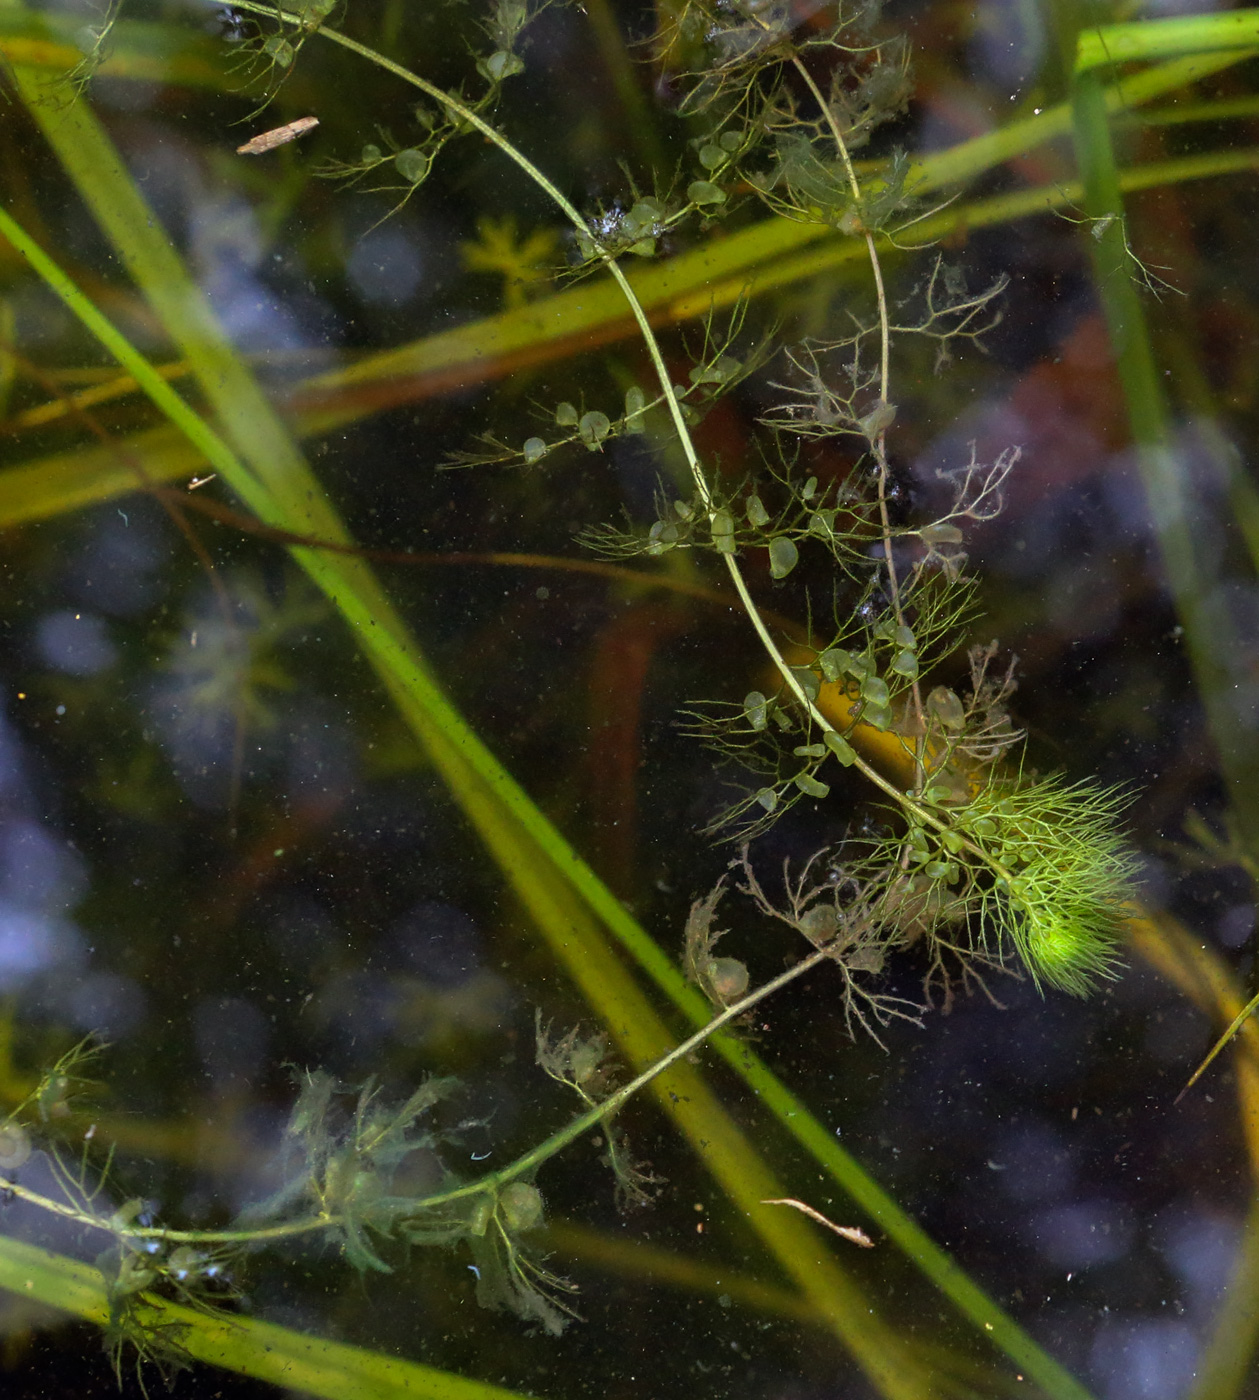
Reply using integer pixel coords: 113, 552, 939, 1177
236, 116, 319, 154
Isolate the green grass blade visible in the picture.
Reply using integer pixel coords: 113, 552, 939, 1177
3, 142, 1254, 534
13, 61, 344, 547
0, 7, 238, 90
1191, 1198, 1259, 1400
1077, 10, 1259, 73
0, 425, 198, 527
1181, 987, 1259, 1100
0, 1234, 534, 1400
0, 207, 267, 501
1070, 68, 1259, 850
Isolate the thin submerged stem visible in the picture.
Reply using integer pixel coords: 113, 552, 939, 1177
0, 948, 834, 1249
220, 2, 1067, 903
790, 52, 924, 763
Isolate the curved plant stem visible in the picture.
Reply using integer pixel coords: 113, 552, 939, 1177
788, 53, 926, 757
247, 4, 1022, 880
0, 949, 834, 1247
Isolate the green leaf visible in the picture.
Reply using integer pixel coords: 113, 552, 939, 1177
499, 1182, 544, 1232
481, 48, 524, 81
920, 521, 965, 546
742, 690, 769, 731
262, 35, 294, 66
622, 199, 665, 235
768, 536, 799, 579
788, 666, 821, 702
926, 686, 966, 729
824, 731, 857, 765
819, 648, 853, 682
646, 520, 679, 553
861, 675, 890, 706
624, 385, 647, 433
689, 355, 740, 386
687, 179, 727, 205
393, 147, 431, 183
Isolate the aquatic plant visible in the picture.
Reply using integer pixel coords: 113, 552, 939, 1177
6, 0, 1254, 1396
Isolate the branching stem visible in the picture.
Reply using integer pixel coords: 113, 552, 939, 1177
0, 947, 833, 1248
224, 0, 1020, 932
790, 50, 925, 763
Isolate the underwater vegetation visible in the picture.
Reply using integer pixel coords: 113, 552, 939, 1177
0, 1, 1259, 1398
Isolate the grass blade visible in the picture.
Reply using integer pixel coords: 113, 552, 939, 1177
0, 1234, 534, 1400
1077, 10, 1259, 73
1070, 61, 1259, 849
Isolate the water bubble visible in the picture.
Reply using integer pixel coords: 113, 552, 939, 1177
578, 411, 611, 450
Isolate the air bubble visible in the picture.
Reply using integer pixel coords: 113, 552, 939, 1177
578, 411, 611, 450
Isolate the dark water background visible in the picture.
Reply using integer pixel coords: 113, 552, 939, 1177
1, 1, 1257, 1397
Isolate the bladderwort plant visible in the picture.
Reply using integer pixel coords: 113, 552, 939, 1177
0, 0, 1144, 1377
